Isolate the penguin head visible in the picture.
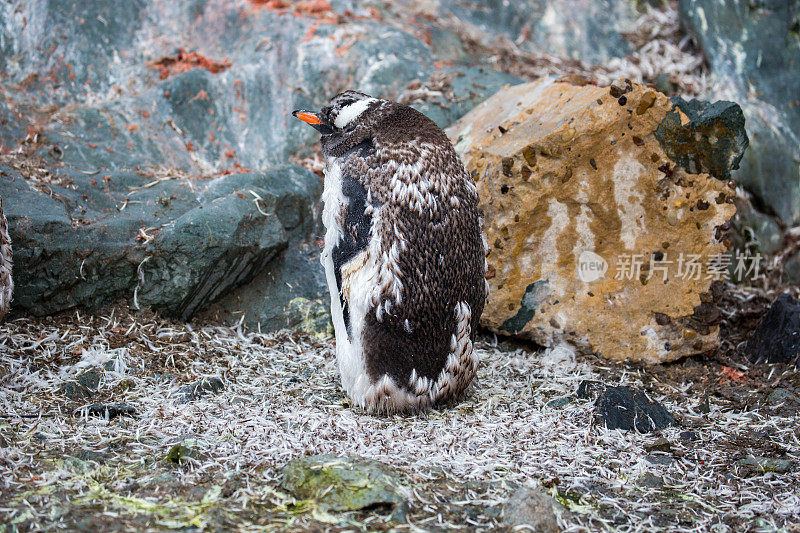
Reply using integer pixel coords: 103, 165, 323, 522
293, 91, 383, 157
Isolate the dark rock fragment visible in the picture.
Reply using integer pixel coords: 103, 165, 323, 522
746, 293, 800, 365
76, 403, 136, 420
654, 97, 748, 180
576, 380, 604, 400
595, 386, 674, 433
175, 377, 225, 403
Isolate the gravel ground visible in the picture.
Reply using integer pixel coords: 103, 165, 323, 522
1, 294, 798, 532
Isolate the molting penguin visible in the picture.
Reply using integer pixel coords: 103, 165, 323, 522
293, 91, 486, 413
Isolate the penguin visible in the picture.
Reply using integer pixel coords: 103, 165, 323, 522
0, 195, 12, 323
293, 91, 487, 413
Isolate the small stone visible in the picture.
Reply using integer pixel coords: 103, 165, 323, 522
176, 377, 225, 403
167, 441, 207, 465
655, 97, 749, 181
281, 454, 405, 512
522, 145, 537, 166
503, 486, 569, 532
644, 438, 672, 453
746, 293, 800, 365
736, 455, 794, 474
636, 473, 664, 488
576, 380, 604, 400
76, 403, 136, 420
646, 454, 674, 465
767, 388, 797, 405
595, 386, 674, 433
609, 79, 631, 98
636, 91, 657, 115
680, 430, 699, 441
60, 381, 93, 401
547, 396, 572, 409
76, 370, 101, 392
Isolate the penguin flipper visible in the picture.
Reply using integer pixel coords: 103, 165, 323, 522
331, 173, 373, 337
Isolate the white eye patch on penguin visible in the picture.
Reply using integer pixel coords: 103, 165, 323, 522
332, 97, 376, 129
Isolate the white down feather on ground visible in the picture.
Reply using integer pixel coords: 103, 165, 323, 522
1, 309, 798, 531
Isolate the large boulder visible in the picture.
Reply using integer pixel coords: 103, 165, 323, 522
0, 0, 520, 174
0, 163, 322, 323
679, 0, 800, 231
0, 0, 525, 327
404, 0, 638, 64
447, 78, 740, 363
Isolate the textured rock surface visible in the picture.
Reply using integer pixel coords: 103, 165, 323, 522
503, 486, 568, 532
0, 163, 321, 322
0, 0, 521, 326
281, 454, 405, 512
595, 386, 674, 433
657, 97, 748, 180
447, 78, 738, 363
679, 0, 800, 229
746, 293, 800, 365
407, 0, 638, 64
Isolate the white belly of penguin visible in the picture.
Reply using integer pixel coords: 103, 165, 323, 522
320, 159, 377, 406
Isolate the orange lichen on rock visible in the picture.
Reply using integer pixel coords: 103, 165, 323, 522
149, 48, 232, 80
249, 0, 290, 9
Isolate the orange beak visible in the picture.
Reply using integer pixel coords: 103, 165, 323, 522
292, 109, 334, 134
293, 110, 323, 125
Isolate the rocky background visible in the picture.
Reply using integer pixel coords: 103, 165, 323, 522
2, 1, 800, 531
0, 0, 797, 337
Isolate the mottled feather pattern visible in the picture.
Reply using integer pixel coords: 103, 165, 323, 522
316, 92, 486, 413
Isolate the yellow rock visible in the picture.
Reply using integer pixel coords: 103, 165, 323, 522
447, 78, 736, 364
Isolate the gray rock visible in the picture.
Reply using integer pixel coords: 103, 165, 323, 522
176, 377, 224, 403
0, 1, 524, 329
417, 0, 638, 64
409, 66, 523, 128
655, 97, 749, 180
730, 200, 785, 258
679, 0, 800, 229
786, 252, 800, 285
736, 455, 795, 475
503, 486, 569, 532
0, 164, 323, 322
746, 293, 800, 365
595, 386, 674, 433
767, 388, 797, 405
281, 454, 405, 512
